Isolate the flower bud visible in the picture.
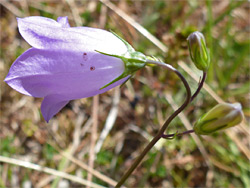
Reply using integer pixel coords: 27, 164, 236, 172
187, 31, 210, 71
194, 103, 244, 135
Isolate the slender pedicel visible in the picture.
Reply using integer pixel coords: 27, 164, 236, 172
161, 130, 195, 139
191, 71, 207, 102
162, 71, 207, 139
115, 59, 191, 187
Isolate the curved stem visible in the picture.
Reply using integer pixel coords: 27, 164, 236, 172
115, 60, 191, 187
162, 71, 207, 138
191, 72, 207, 102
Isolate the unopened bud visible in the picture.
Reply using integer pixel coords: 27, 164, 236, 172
187, 31, 210, 71
194, 103, 244, 135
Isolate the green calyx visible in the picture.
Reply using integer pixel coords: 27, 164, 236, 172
96, 31, 147, 90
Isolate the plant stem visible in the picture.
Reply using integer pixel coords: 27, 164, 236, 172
115, 60, 191, 187
162, 129, 195, 139
191, 72, 207, 102
162, 71, 206, 138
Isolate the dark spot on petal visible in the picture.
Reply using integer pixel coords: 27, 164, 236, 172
80, 63, 84, 66
90, 66, 95, 71
82, 52, 88, 61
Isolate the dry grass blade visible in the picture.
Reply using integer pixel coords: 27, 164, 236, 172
60, 151, 119, 187
0, 155, 105, 188
36, 176, 55, 188
95, 87, 120, 153
28, 1, 62, 15
0, 0, 23, 17
65, 0, 83, 26
209, 157, 240, 176
48, 112, 84, 187
99, 0, 168, 53
87, 95, 99, 187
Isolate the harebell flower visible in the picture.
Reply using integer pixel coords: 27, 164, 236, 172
5, 16, 146, 122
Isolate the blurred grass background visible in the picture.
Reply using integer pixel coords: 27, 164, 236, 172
0, 0, 249, 187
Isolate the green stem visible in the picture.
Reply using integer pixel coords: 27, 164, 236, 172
162, 129, 195, 139
191, 72, 207, 102
162, 71, 206, 139
115, 60, 192, 187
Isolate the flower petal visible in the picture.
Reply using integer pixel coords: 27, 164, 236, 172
5, 48, 129, 99
41, 94, 69, 122
18, 16, 62, 27
57, 16, 70, 27
17, 17, 127, 54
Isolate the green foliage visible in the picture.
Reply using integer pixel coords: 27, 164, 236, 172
15, 47, 26, 58
96, 150, 113, 166
42, 143, 57, 161
81, 11, 94, 25
154, 165, 167, 178
92, 177, 109, 187
0, 137, 16, 157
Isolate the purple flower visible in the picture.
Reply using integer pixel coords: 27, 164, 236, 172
4, 16, 133, 122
